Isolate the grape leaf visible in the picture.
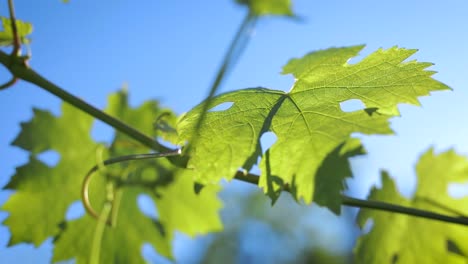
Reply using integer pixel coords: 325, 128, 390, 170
157, 170, 223, 238
53, 185, 172, 264
177, 45, 449, 208
354, 149, 468, 263
54, 161, 222, 263
0, 17, 33, 46
236, 0, 294, 17
3, 90, 222, 263
3, 106, 100, 246
312, 137, 365, 212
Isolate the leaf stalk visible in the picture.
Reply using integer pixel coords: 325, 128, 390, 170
90, 200, 111, 264
233, 172, 468, 227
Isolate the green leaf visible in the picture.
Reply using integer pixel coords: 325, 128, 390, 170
157, 170, 223, 238
264, 137, 365, 213
236, 0, 294, 17
53, 186, 171, 264
104, 89, 169, 154
3, 106, 100, 246
312, 138, 366, 212
354, 149, 468, 263
3, 90, 222, 263
177, 45, 449, 208
0, 16, 33, 46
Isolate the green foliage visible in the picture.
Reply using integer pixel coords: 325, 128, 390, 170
355, 149, 468, 263
53, 186, 172, 263
1, 0, 466, 263
0, 17, 32, 46
177, 46, 449, 209
3, 105, 100, 246
236, 0, 294, 16
2, 90, 222, 263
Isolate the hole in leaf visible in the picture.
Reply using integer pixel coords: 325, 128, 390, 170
448, 182, 468, 198
260, 131, 277, 155
137, 194, 159, 219
208, 102, 234, 112
65, 201, 85, 221
37, 150, 60, 167
361, 219, 373, 235
91, 120, 114, 144
246, 131, 278, 174
339, 99, 365, 112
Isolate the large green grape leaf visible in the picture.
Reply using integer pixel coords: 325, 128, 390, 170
354, 149, 468, 263
0, 16, 33, 46
2, 90, 222, 263
3, 106, 100, 246
53, 161, 222, 263
104, 91, 223, 240
236, 0, 294, 17
177, 45, 449, 208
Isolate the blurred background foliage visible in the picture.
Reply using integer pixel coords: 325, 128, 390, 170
148, 181, 358, 264
200, 186, 356, 264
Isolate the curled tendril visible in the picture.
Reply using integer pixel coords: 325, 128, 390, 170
0, 76, 17, 90
1, 0, 32, 92
81, 149, 182, 225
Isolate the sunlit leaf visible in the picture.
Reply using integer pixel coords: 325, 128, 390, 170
0, 17, 33, 46
3, 90, 222, 263
354, 149, 468, 263
236, 0, 294, 17
178, 46, 449, 209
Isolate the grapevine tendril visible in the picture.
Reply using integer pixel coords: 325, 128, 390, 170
81, 149, 181, 225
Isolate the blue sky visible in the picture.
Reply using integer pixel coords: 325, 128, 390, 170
1, 0, 468, 263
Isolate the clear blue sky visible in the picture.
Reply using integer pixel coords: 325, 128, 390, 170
1, 0, 468, 263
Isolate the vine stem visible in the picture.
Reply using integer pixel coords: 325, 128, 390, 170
0, 50, 172, 152
341, 196, 468, 225
189, 12, 257, 149
0, 0, 20, 90
233, 172, 468, 226
0, 76, 17, 90
8, 0, 21, 55
90, 199, 112, 264
79, 149, 468, 228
